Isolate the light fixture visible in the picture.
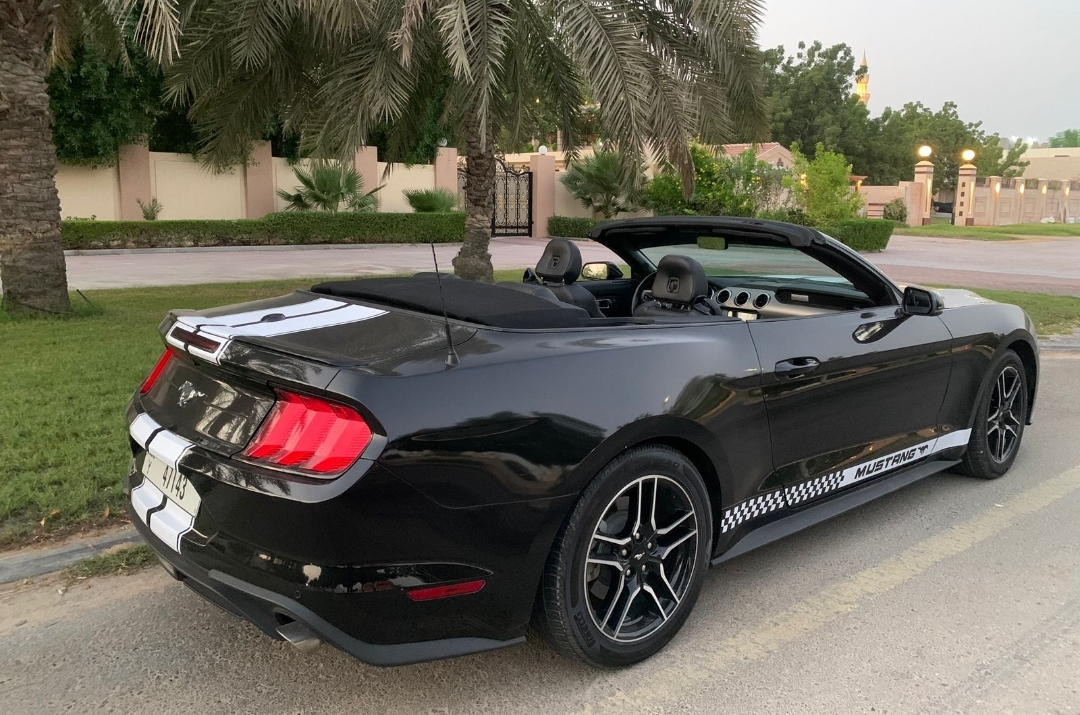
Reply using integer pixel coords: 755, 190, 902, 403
918, 145, 933, 159
538, 145, 548, 155
961, 149, 976, 162
1041, 184, 1048, 194
438, 137, 448, 147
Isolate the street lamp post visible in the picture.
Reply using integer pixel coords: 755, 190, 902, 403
915, 145, 935, 225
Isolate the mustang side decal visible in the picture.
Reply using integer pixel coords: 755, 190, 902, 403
721, 429, 973, 533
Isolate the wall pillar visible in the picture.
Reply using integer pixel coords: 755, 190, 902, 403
530, 153, 556, 239
434, 147, 459, 195
899, 181, 923, 227
1036, 180, 1050, 222
913, 160, 934, 225
354, 146, 379, 209
244, 141, 275, 219
953, 164, 977, 226
985, 176, 1002, 226
118, 142, 153, 220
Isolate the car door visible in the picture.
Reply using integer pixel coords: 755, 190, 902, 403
749, 305, 954, 505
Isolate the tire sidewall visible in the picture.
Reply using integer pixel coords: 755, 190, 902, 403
559, 448, 712, 667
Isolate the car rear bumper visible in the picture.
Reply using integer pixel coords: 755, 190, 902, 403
128, 505, 525, 666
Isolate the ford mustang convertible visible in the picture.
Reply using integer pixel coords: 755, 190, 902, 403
125, 217, 1038, 668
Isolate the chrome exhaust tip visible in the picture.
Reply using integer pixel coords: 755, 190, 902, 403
276, 621, 323, 654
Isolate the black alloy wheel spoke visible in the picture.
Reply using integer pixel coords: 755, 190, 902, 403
584, 475, 699, 643
987, 366, 1022, 464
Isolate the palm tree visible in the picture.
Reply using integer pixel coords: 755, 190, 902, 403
277, 164, 380, 213
0, 0, 163, 315
561, 150, 642, 219
138, 1, 767, 281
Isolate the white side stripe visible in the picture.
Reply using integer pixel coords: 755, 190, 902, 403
131, 479, 165, 524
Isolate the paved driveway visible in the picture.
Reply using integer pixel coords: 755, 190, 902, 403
2, 354, 1080, 715
58, 234, 1080, 296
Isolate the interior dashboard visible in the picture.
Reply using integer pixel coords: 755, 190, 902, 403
707, 278, 875, 321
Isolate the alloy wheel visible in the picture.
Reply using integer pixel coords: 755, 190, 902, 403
583, 475, 699, 643
987, 365, 1023, 463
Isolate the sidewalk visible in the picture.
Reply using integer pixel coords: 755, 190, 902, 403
55, 234, 1080, 296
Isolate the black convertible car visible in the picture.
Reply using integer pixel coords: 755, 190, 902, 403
126, 217, 1038, 668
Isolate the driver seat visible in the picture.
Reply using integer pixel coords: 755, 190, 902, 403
531, 239, 603, 317
633, 255, 722, 319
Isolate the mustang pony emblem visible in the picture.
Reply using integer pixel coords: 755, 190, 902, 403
177, 381, 206, 408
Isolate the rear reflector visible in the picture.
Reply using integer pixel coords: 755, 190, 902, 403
405, 579, 486, 602
242, 389, 372, 476
140, 349, 176, 394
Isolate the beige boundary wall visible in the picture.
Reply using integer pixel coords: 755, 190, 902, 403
970, 178, 1079, 225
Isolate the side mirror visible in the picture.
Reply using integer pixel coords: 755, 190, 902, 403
581, 261, 625, 281
901, 285, 944, 316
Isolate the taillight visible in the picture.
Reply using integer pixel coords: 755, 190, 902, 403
140, 349, 176, 394
405, 579, 486, 602
241, 389, 373, 476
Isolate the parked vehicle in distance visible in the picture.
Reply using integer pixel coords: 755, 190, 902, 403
126, 217, 1038, 667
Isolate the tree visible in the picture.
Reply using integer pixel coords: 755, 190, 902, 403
1049, 129, 1080, 148
560, 150, 641, 219
133, 0, 768, 281
788, 143, 862, 226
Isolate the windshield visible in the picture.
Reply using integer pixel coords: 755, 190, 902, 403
639, 242, 855, 290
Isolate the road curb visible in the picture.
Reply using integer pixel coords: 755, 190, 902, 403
63, 243, 465, 257
0, 527, 141, 585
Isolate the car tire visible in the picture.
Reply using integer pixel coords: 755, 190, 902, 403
535, 445, 712, 668
958, 350, 1028, 480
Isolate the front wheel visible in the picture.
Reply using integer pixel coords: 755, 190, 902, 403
958, 350, 1028, 479
535, 446, 712, 667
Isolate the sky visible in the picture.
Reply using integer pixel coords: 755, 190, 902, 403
757, 0, 1078, 143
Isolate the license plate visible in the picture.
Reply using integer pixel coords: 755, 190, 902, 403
142, 454, 201, 517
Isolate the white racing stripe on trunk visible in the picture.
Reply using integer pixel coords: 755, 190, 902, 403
198, 303, 387, 339
149, 499, 195, 553
147, 430, 194, 471
131, 479, 165, 524
176, 298, 346, 330
129, 413, 162, 449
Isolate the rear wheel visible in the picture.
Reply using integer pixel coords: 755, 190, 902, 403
535, 446, 712, 667
959, 351, 1027, 479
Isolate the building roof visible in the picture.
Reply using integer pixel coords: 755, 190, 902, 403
720, 142, 785, 157
1020, 147, 1080, 181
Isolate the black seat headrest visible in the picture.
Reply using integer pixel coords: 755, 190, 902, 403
652, 255, 709, 305
535, 239, 582, 285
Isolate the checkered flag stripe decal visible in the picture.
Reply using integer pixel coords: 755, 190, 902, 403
720, 489, 785, 533
784, 472, 843, 506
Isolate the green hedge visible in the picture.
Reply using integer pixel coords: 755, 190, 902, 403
819, 218, 895, 252
548, 216, 597, 238
61, 212, 466, 250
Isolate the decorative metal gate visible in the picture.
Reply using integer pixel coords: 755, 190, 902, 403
458, 158, 533, 237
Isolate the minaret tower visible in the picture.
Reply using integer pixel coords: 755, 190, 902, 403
855, 51, 871, 106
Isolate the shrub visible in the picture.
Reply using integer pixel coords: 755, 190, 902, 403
403, 188, 458, 212
137, 197, 163, 220
882, 198, 908, 224
547, 216, 597, 238
644, 145, 788, 217
560, 150, 642, 218
756, 208, 813, 226
787, 143, 864, 226
820, 218, 895, 252
277, 164, 379, 213
61, 212, 465, 250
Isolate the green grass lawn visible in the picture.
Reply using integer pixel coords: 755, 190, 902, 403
1, 273, 1077, 550
894, 223, 1080, 241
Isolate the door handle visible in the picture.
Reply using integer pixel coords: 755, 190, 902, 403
596, 298, 613, 310
775, 356, 820, 378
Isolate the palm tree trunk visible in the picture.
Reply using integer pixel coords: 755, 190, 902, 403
0, 1, 72, 316
453, 112, 495, 282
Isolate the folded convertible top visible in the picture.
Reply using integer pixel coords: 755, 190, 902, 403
312, 275, 596, 329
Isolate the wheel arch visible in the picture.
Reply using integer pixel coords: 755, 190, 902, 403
966, 332, 1038, 430
1005, 337, 1038, 423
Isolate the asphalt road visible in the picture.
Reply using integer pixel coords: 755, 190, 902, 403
2, 354, 1079, 715
60, 235, 1080, 296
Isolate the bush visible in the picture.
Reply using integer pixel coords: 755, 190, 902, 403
820, 218, 895, 252
560, 150, 642, 218
61, 212, 466, 250
547, 216, 597, 238
403, 188, 458, 212
756, 208, 813, 226
788, 143, 864, 226
644, 145, 785, 217
882, 198, 908, 224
